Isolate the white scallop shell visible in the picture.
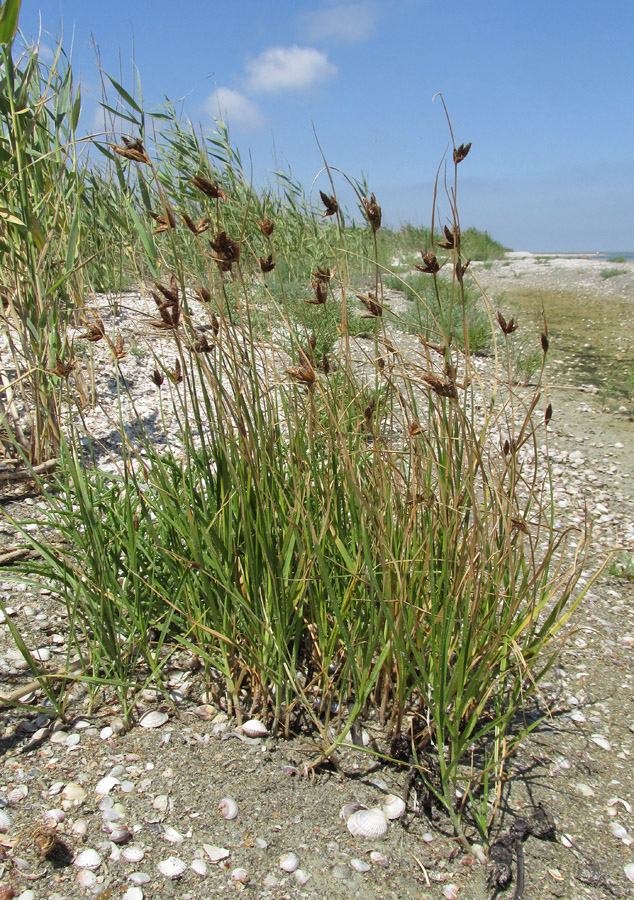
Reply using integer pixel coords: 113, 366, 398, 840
0, 810, 13, 832
122, 844, 145, 863
380, 793, 406, 820
139, 710, 168, 729
346, 807, 388, 840
76, 869, 98, 888
7, 785, 28, 803
162, 826, 184, 843
129, 871, 150, 885
218, 797, 238, 820
279, 851, 299, 872
240, 718, 268, 738
340, 801, 366, 821
231, 867, 250, 883
625, 863, 634, 883
123, 887, 144, 900
158, 856, 187, 879
74, 848, 102, 869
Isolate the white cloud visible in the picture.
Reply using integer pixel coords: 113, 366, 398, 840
203, 88, 265, 131
299, 2, 379, 42
245, 46, 337, 94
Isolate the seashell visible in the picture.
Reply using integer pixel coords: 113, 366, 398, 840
346, 807, 388, 840
122, 844, 145, 863
109, 843, 121, 862
255, 837, 268, 849
590, 734, 611, 751
62, 783, 86, 804
71, 819, 88, 837
7, 785, 28, 803
369, 850, 389, 866
123, 888, 143, 900
574, 783, 595, 798
100, 726, 114, 740
231, 867, 249, 883
76, 870, 97, 889
95, 776, 120, 797
294, 869, 311, 885
128, 871, 150, 885
203, 844, 230, 862
380, 794, 406, 820
443, 885, 459, 900
74, 848, 102, 869
330, 862, 352, 879
218, 797, 238, 820
158, 856, 187, 879
162, 826, 184, 843
50, 730, 70, 744
139, 710, 168, 729
625, 863, 634, 883
240, 719, 268, 738
279, 851, 299, 873
0, 810, 13, 833
107, 824, 132, 844
608, 797, 632, 813
350, 857, 370, 873
340, 802, 366, 821
190, 859, 207, 876
610, 822, 629, 840
152, 794, 170, 813
43, 808, 65, 825
472, 843, 487, 865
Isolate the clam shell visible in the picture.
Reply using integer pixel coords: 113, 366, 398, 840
122, 844, 145, 863
190, 859, 208, 876
162, 826, 184, 843
0, 810, 13, 833
107, 824, 132, 844
139, 710, 168, 729
350, 857, 371, 873
203, 844, 230, 862
231, 867, 249, 883
123, 888, 143, 900
74, 848, 102, 869
43, 808, 65, 825
625, 863, 634, 883
340, 801, 366, 820
241, 718, 268, 738
279, 851, 299, 872
76, 870, 97, 888
294, 869, 311, 885
95, 776, 119, 796
129, 872, 150, 885
62, 783, 87, 804
218, 797, 238, 820
380, 793, 406, 820
346, 807, 388, 840
158, 856, 187, 879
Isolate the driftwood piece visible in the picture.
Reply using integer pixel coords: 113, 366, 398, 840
0, 458, 59, 483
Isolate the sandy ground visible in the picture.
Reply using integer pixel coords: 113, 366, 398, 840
0, 253, 633, 900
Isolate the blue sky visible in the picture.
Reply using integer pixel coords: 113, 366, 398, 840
15, 0, 634, 251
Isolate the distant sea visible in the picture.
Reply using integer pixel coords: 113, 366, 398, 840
535, 250, 634, 260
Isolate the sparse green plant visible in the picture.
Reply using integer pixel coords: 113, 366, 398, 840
600, 267, 627, 279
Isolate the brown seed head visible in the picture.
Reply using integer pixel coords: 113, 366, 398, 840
545, 403, 553, 424
422, 373, 457, 399
307, 277, 328, 305
193, 333, 213, 353
52, 354, 76, 377
209, 231, 240, 272
453, 141, 472, 164
357, 292, 382, 318
408, 419, 423, 436
361, 192, 382, 232
151, 368, 165, 387
80, 318, 105, 342
192, 175, 227, 200
541, 332, 549, 353
170, 359, 183, 384
437, 224, 457, 250
257, 213, 275, 236
364, 397, 376, 423
319, 190, 339, 217
497, 311, 518, 334
286, 364, 316, 387
150, 208, 176, 234
210, 313, 220, 337
415, 251, 441, 275
259, 254, 275, 274
182, 212, 211, 234
109, 331, 126, 360
113, 137, 150, 164
195, 286, 212, 303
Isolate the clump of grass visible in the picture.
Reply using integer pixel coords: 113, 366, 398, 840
0, 25, 593, 849
600, 267, 628, 279
607, 255, 627, 263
